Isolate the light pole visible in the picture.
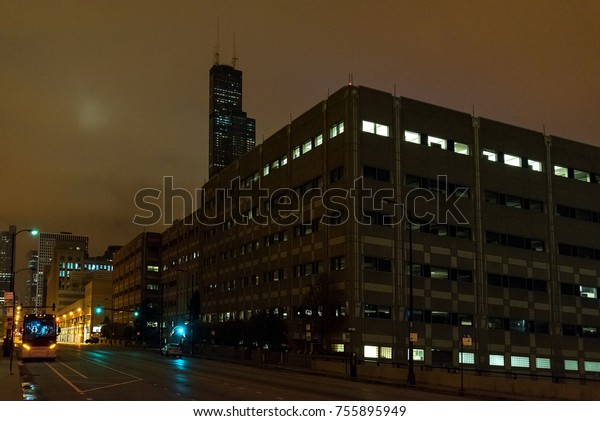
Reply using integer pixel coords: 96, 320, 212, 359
406, 211, 416, 386
178, 269, 197, 355
7, 227, 38, 374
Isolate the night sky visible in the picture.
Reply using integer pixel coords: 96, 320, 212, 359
2, 0, 600, 262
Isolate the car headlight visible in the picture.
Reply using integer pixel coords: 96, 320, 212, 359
22, 344, 31, 351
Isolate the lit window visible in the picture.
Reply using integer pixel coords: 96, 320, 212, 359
584, 361, 600, 373
280, 155, 288, 166
293, 146, 301, 159
483, 149, 497, 162
528, 159, 542, 172
331, 343, 344, 353
364, 345, 379, 358
314, 134, 323, 147
362, 120, 375, 134
271, 160, 279, 170
554, 165, 568, 177
263, 164, 270, 176
411, 348, 425, 361
454, 142, 470, 155
504, 153, 522, 167
574, 169, 590, 182
564, 359, 578, 371
489, 354, 504, 366
362, 120, 390, 137
330, 121, 344, 138
302, 139, 313, 154
428, 136, 447, 150
380, 346, 392, 359
459, 352, 475, 364
404, 130, 420, 144
536, 357, 551, 369
375, 123, 389, 137
511, 356, 530, 368
580, 286, 597, 298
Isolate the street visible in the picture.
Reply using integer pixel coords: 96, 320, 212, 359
18, 344, 470, 401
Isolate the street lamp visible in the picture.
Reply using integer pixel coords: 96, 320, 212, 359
178, 268, 198, 355
7, 226, 38, 374
406, 211, 416, 386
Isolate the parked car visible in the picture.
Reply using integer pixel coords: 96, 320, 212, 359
160, 343, 183, 358
85, 337, 99, 344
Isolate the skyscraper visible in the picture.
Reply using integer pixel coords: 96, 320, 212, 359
35, 232, 88, 309
208, 60, 255, 178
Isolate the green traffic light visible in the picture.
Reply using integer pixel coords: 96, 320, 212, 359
95, 306, 102, 314
134, 311, 139, 317
30, 229, 39, 236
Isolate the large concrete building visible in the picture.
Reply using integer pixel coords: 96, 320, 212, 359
155, 84, 600, 380
112, 232, 162, 345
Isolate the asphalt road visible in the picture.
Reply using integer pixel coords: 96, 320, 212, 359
19, 344, 469, 401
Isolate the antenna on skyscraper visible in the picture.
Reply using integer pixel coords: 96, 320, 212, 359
214, 18, 221, 65
232, 32, 238, 68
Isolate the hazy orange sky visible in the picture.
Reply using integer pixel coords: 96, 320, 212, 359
2, 0, 599, 259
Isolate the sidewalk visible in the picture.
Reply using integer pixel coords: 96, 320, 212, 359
0, 355, 23, 400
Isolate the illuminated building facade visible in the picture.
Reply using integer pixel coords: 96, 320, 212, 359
157, 84, 600, 380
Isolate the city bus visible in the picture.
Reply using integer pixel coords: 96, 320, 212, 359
21, 314, 58, 361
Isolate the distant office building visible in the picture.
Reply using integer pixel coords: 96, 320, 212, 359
36, 232, 89, 309
45, 240, 114, 313
112, 232, 162, 345
0, 229, 13, 306
160, 84, 600, 380
208, 60, 255, 178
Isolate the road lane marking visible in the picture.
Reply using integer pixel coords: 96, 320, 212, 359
76, 356, 143, 381
45, 362, 84, 394
57, 360, 88, 379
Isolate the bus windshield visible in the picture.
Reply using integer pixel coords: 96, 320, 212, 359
23, 315, 57, 344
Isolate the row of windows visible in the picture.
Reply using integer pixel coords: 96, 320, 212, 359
412, 309, 474, 326
557, 204, 600, 224
363, 256, 392, 272
483, 148, 542, 172
263, 154, 288, 176
485, 231, 545, 252
364, 304, 391, 319
264, 230, 288, 247
404, 130, 470, 155
484, 191, 544, 213
554, 165, 600, 183
409, 264, 473, 283
292, 133, 323, 160
563, 324, 599, 338
487, 273, 548, 292
224, 120, 345, 191
412, 222, 472, 240
363, 165, 391, 182
558, 242, 600, 261
293, 260, 324, 277
488, 318, 549, 333
405, 174, 470, 198
362, 120, 390, 137
560, 283, 598, 299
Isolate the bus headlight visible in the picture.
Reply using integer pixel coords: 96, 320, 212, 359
22, 344, 31, 351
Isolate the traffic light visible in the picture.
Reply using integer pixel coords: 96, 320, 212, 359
133, 311, 139, 317
95, 305, 102, 314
